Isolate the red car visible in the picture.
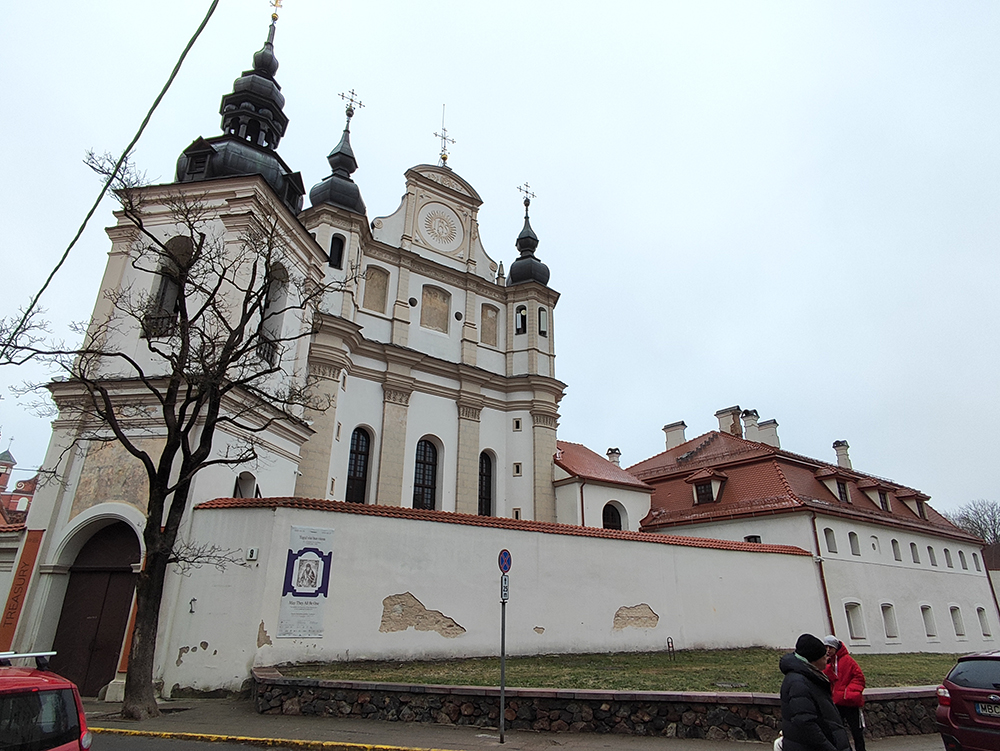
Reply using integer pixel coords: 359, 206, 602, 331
937, 650, 1000, 751
0, 651, 92, 751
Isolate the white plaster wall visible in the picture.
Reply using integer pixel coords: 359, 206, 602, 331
654, 514, 816, 550
159, 506, 825, 693
816, 514, 998, 653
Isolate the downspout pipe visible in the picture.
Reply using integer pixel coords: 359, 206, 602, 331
810, 511, 836, 635
579, 479, 587, 527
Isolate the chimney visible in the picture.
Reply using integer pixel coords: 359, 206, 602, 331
757, 419, 780, 448
606, 447, 621, 466
715, 405, 742, 437
663, 421, 687, 449
833, 440, 851, 469
741, 409, 760, 441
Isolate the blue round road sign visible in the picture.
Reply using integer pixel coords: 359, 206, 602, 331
498, 549, 512, 573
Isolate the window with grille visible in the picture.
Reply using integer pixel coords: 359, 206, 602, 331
413, 440, 438, 510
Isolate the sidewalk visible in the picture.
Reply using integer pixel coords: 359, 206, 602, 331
85, 697, 944, 751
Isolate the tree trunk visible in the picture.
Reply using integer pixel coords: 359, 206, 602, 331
120, 548, 170, 720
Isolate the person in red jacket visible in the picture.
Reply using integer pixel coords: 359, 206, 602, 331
823, 636, 866, 751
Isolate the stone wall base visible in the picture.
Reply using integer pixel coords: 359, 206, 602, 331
252, 667, 938, 743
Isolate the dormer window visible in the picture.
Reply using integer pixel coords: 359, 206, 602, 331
837, 480, 850, 504
878, 490, 890, 512
686, 469, 727, 505
916, 499, 927, 519
695, 482, 714, 504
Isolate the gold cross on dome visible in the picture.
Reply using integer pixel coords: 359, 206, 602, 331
270, 0, 283, 21
434, 105, 456, 166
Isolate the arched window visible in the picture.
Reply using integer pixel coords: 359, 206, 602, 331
951, 606, 966, 637
910, 542, 920, 564
420, 286, 450, 332
921, 605, 937, 637
346, 428, 371, 504
362, 266, 389, 313
845, 602, 865, 640
978, 607, 992, 638
481, 304, 499, 347
944, 548, 954, 568
959, 550, 968, 570
881, 603, 898, 639
891, 539, 901, 561
233, 471, 259, 498
515, 305, 527, 335
849, 532, 861, 556
603, 503, 622, 530
413, 439, 438, 510
258, 264, 288, 365
538, 307, 548, 337
478, 453, 493, 516
143, 236, 193, 338
928, 546, 938, 566
329, 235, 345, 269
824, 528, 838, 554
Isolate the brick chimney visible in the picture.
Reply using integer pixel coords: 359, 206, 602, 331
757, 419, 780, 448
741, 409, 760, 441
833, 440, 851, 469
715, 406, 742, 437
606, 448, 621, 466
663, 421, 687, 450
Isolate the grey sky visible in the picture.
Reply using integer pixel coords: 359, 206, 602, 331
4, 1, 998, 512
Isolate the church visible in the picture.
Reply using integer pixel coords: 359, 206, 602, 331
1, 18, 996, 699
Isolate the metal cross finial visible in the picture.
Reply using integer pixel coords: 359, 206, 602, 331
517, 183, 536, 214
339, 89, 364, 120
270, 0, 283, 21
434, 105, 456, 167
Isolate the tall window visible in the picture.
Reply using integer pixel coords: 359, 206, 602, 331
481, 304, 499, 347
258, 264, 288, 366
143, 236, 193, 338
944, 548, 954, 568
878, 490, 891, 512
362, 266, 389, 313
959, 550, 968, 570
515, 305, 527, 335
603, 503, 622, 530
845, 602, 865, 640
837, 480, 850, 503
951, 606, 966, 637
345, 428, 371, 504
974, 553, 982, 572
478, 452, 493, 516
413, 439, 438, 510
978, 607, 992, 638
928, 546, 938, 567
329, 234, 345, 269
921, 605, 937, 638
910, 542, 920, 564
824, 528, 838, 554
420, 286, 451, 332
891, 539, 901, 561
881, 603, 899, 639
538, 307, 548, 337
849, 532, 861, 556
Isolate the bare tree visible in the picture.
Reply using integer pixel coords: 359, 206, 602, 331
3, 154, 349, 719
944, 499, 1000, 545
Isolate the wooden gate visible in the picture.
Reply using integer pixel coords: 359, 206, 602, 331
50, 523, 140, 696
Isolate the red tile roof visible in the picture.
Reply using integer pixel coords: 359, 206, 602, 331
194, 496, 809, 556
555, 441, 652, 490
0, 522, 26, 533
631, 431, 979, 543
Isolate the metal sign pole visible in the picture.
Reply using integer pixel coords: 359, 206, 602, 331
497, 549, 512, 744
500, 593, 506, 744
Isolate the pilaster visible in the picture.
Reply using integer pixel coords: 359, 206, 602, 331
376, 385, 412, 506
530, 409, 559, 522
293, 362, 341, 500
454, 397, 483, 515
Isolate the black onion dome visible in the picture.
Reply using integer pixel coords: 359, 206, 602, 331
309, 106, 366, 214
507, 198, 550, 286
174, 19, 304, 214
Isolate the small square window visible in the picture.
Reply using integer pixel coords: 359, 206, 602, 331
694, 482, 714, 504
512, 418, 522, 432
513, 462, 522, 477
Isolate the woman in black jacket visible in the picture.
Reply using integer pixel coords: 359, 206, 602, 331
779, 634, 850, 751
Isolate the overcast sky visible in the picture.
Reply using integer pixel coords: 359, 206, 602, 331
4, 1, 999, 512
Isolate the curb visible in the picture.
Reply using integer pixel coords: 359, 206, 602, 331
90, 727, 459, 751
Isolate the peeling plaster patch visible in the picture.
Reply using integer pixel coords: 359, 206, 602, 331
257, 621, 273, 648
200, 641, 209, 650
379, 592, 466, 638
613, 604, 660, 630
176, 646, 190, 666
533, 626, 545, 634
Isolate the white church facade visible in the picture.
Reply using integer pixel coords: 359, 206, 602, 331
1, 20, 997, 699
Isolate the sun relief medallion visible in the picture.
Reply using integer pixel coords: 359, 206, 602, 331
417, 202, 464, 255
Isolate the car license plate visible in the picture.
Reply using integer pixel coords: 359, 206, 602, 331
975, 702, 1000, 717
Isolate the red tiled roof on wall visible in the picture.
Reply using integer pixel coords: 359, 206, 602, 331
194, 496, 809, 556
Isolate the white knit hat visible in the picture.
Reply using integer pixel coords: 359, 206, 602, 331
823, 635, 841, 649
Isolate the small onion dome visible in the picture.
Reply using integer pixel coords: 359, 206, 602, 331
309, 105, 366, 214
219, 19, 288, 150
507, 197, 550, 286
